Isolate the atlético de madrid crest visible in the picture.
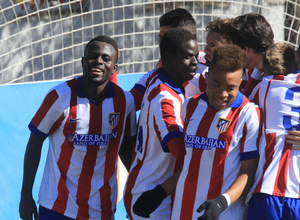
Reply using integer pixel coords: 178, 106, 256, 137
216, 118, 231, 134
109, 113, 120, 129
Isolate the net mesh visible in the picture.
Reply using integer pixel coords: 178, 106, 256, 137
1, 0, 299, 84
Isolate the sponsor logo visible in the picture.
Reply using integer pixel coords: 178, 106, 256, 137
109, 113, 120, 129
185, 135, 226, 150
67, 132, 118, 146
216, 118, 231, 134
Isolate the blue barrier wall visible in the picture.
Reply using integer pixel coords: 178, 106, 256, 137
0, 73, 143, 220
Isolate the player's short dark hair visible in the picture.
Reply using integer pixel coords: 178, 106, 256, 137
159, 8, 196, 30
206, 17, 232, 43
263, 42, 296, 75
229, 13, 274, 54
209, 45, 246, 73
160, 28, 196, 64
84, 35, 119, 62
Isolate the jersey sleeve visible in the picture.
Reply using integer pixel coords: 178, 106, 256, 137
29, 88, 65, 138
152, 95, 184, 152
130, 69, 156, 111
239, 104, 262, 161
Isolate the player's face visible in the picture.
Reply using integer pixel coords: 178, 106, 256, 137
204, 31, 230, 64
82, 41, 117, 86
205, 67, 242, 110
170, 39, 198, 85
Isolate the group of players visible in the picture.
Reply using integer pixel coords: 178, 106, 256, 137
19, 7, 300, 220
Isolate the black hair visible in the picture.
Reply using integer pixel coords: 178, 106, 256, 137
159, 8, 196, 29
229, 13, 274, 54
84, 35, 119, 62
160, 28, 196, 63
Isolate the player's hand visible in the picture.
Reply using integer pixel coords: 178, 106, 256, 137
133, 184, 167, 218
197, 195, 228, 220
19, 194, 38, 220
285, 130, 300, 150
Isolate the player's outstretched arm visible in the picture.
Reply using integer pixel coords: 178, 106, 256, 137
19, 133, 45, 220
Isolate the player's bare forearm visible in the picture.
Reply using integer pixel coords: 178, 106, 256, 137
21, 133, 44, 196
19, 133, 45, 220
224, 158, 258, 204
161, 167, 182, 196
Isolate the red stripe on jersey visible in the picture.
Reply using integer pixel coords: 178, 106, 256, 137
207, 102, 245, 199
273, 140, 292, 196
161, 99, 181, 134
296, 74, 300, 84
254, 131, 277, 193
100, 85, 127, 219
180, 105, 213, 220
31, 89, 59, 127
53, 79, 77, 214
76, 103, 102, 219
273, 75, 285, 80
182, 81, 189, 87
263, 81, 272, 128
239, 124, 247, 153
183, 95, 200, 135
153, 117, 162, 144
49, 113, 64, 134
198, 74, 207, 93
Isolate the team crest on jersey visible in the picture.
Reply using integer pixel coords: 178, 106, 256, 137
109, 113, 120, 129
216, 118, 231, 134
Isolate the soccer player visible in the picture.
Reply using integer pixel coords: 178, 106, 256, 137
185, 17, 233, 98
171, 45, 262, 220
19, 35, 137, 220
124, 28, 198, 219
228, 13, 274, 96
246, 42, 300, 220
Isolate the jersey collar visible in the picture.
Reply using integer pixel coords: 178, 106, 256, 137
157, 68, 184, 95
76, 76, 115, 101
200, 91, 244, 109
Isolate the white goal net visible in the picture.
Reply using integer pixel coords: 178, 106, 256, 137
1, 0, 300, 84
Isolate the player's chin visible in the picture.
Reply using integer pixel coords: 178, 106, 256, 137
186, 71, 196, 79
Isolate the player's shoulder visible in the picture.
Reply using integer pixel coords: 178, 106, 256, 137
49, 78, 75, 96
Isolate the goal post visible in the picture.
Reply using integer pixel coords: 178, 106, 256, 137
1, 0, 300, 85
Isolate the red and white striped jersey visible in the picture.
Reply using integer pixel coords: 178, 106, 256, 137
171, 92, 262, 220
249, 72, 300, 199
29, 77, 137, 220
124, 69, 186, 219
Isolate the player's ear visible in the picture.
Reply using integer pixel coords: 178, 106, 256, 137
113, 64, 118, 73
